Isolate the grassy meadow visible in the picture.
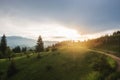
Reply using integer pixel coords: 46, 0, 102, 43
0, 46, 119, 80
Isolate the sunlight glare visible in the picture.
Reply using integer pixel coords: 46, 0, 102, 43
27, 23, 81, 41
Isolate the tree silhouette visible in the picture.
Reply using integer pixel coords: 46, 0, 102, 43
36, 36, 44, 58
22, 47, 27, 53
0, 34, 7, 57
36, 36, 44, 53
12, 46, 21, 53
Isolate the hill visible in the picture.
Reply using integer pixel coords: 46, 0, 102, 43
0, 36, 57, 48
81, 31, 120, 56
0, 46, 119, 80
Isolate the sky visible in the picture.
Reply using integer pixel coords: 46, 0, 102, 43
0, 0, 120, 41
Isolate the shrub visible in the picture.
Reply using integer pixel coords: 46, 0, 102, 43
106, 72, 120, 80
7, 60, 18, 77
26, 54, 30, 58
91, 55, 117, 79
26, 52, 30, 58
0, 71, 3, 80
46, 65, 53, 72
45, 47, 50, 52
37, 53, 41, 59
51, 47, 57, 52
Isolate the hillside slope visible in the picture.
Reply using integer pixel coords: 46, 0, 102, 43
0, 47, 118, 80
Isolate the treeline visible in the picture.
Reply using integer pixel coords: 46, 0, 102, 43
81, 31, 120, 57
0, 35, 44, 79
0, 31, 119, 58
48, 31, 120, 56
12, 46, 34, 53
0, 34, 48, 60
0, 35, 31, 59
83, 31, 120, 52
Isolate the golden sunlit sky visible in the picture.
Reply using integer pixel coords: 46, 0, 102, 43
0, 0, 120, 41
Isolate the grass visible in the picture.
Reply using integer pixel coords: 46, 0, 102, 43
0, 46, 118, 80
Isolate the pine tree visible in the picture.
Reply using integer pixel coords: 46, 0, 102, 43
36, 36, 44, 53
0, 34, 7, 57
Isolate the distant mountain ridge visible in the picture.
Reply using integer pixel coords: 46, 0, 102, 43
0, 36, 58, 48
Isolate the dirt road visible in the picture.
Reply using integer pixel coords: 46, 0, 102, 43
88, 49, 120, 71
104, 52, 120, 71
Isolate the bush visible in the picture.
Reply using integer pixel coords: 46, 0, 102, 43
51, 47, 57, 52
26, 54, 30, 58
45, 47, 50, 52
106, 72, 120, 80
0, 51, 3, 59
91, 55, 117, 79
0, 71, 3, 80
6, 47, 14, 60
25, 52, 30, 58
37, 53, 41, 59
46, 65, 53, 72
7, 60, 18, 77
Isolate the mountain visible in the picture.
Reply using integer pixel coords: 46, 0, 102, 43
0, 36, 58, 48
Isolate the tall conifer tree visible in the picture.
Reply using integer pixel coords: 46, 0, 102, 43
36, 36, 44, 53
0, 34, 7, 56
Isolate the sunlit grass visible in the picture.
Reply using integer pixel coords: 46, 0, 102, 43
0, 46, 117, 80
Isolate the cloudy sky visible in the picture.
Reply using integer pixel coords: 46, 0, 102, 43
0, 0, 120, 41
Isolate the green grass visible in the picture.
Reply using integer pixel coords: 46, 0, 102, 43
0, 47, 117, 80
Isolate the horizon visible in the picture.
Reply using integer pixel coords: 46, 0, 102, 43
0, 0, 120, 41
0, 29, 119, 42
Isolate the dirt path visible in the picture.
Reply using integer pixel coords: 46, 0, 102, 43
103, 52, 120, 71
88, 49, 120, 71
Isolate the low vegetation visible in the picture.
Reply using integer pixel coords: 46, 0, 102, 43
0, 31, 120, 80
0, 46, 119, 80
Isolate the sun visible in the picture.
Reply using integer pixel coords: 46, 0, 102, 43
59, 27, 80, 41
48, 25, 81, 41
26, 23, 81, 41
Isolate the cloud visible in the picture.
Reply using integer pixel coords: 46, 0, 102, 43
0, 15, 81, 41
28, 0, 119, 32
0, 0, 120, 41
51, 36, 66, 39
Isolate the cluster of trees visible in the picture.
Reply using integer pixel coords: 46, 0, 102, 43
0, 34, 45, 59
45, 41, 76, 52
82, 31, 120, 49
48, 31, 120, 56
12, 46, 27, 53
0, 35, 44, 79
81, 31, 120, 56
45, 45, 58, 52
0, 35, 28, 59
